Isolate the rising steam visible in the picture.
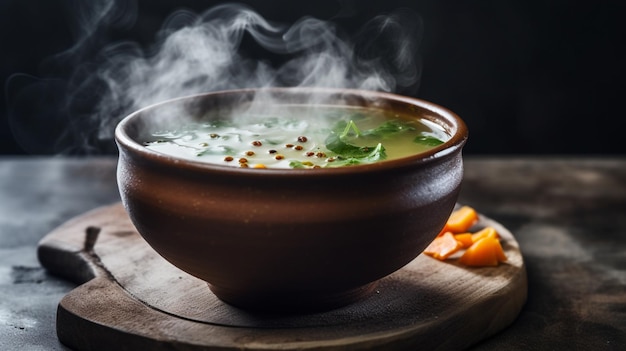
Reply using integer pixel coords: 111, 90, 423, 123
6, 2, 423, 154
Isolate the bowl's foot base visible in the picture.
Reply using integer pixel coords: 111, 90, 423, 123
208, 282, 380, 314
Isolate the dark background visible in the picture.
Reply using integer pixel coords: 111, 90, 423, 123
2, 0, 625, 156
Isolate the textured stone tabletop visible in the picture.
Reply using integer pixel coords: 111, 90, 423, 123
1, 156, 624, 350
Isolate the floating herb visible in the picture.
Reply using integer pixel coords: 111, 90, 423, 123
341, 120, 362, 138
414, 134, 444, 146
362, 120, 416, 138
329, 143, 386, 167
326, 120, 377, 158
289, 160, 307, 169
322, 119, 387, 166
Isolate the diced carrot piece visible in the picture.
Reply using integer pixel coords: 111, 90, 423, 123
494, 239, 508, 262
459, 236, 507, 267
444, 206, 479, 234
454, 233, 474, 248
471, 226, 499, 243
459, 237, 498, 266
427, 206, 508, 268
424, 232, 463, 260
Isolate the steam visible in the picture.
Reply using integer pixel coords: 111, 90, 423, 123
6, 2, 423, 154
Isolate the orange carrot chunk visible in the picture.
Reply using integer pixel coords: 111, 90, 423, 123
459, 237, 498, 266
454, 233, 474, 248
459, 236, 507, 267
471, 226, 499, 243
440, 206, 479, 235
424, 232, 463, 260
494, 238, 508, 263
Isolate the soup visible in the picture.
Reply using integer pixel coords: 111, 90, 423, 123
144, 106, 449, 169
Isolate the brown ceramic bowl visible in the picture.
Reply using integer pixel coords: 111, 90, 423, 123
115, 87, 468, 313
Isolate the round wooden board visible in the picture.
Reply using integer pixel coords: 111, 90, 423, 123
38, 202, 527, 351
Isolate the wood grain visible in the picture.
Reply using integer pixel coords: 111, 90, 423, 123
38, 202, 527, 351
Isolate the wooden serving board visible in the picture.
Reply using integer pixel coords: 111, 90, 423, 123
38, 203, 527, 351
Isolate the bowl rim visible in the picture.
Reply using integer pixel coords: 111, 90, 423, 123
115, 87, 468, 177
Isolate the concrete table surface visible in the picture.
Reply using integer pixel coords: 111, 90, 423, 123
1, 156, 625, 350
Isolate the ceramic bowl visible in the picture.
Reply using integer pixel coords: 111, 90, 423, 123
114, 87, 468, 312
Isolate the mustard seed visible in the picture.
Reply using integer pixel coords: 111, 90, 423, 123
275, 154, 285, 160
251, 140, 262, 147
239, 158, 248, 163
294, 145, 303, 151
224, 156, 234, 162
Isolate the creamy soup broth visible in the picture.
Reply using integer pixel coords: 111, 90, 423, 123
143, 106, 449, 169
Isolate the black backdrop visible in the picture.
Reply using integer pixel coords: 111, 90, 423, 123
2, 0, 625, 155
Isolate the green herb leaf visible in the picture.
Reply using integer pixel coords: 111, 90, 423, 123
413, 134, 444, 146
340, 120, 362, 138
325, 119, 388, 164
289, 160, 307, 169
328, 143, 387, 167
362, 120, 415, 138
325, 133, 376, 158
